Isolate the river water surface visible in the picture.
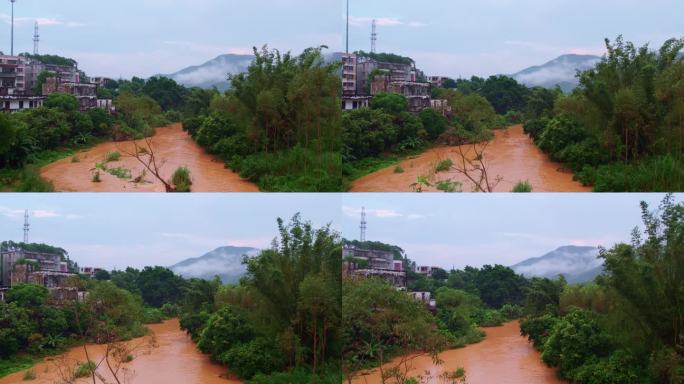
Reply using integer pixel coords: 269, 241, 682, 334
352, 321, 565, 384
350, 125, 591, 192
0, 319, 239, 384
40, 123, 259, 192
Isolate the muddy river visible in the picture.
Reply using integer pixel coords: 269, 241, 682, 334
40, 123, 259, 192
0, 319, 239, 384
352, 321, 564, 384
350, 125, 591, 192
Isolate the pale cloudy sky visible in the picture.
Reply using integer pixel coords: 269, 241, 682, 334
1, 0, 341, 78
342, 194, 682, 269
344, 0, 684, 78
0, 194, 341, 270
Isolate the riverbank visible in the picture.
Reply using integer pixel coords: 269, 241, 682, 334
40, 123, 259, 192
0, 319, 239, 384
350, 125, 591, 192
352, 321, 564, 384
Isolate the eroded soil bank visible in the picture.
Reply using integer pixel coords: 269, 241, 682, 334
352, 321, 565, 384
40, 123, 259, 192
350, 125, 591, 192
0, 319, 240, 384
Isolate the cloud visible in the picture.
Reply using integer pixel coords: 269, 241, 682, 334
0, 207, 84, 221
0, 14, 84, 27
347, 15, 426, 28
342, 206, 427, 220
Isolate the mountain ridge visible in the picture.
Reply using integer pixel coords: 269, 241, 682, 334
169, 245, 259, 283
511, 245, 602, 284
511, 54, 602, 92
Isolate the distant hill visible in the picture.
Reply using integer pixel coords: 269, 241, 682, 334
511, 245, 602, 284
512, 54, 602, 92
165, 54, 255, 91
169, 246, 259, 283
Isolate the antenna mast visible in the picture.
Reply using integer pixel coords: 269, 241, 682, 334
23, 210, 29, 244
33, 21, 39, 55
345, 0, 349, 54
371, 19, 377, 54
360, 207, 367, 242
10, 0, 16, 56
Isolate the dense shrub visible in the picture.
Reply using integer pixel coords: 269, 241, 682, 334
217, 337, 286, 379
197, 306, 255, 358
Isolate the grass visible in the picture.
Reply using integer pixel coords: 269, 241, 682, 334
74, 361, 96, 378
0, 356, 37, 379
436, 179, 461, 192
106, 167, 132, 180
22, 369, 36, 381
171, 166, 192, 192
393, 165, 405, 174
435, 158, 453, 173
512, 180, 533, 192
105, 151, 121, 163
91, 170, 101, 183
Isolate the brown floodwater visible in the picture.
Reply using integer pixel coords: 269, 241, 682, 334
350, 125, 591, 192
40, 123, 259, 192
352, 321, 565, 384
0, 319, 240, 384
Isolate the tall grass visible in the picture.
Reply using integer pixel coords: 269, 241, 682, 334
512, 180, 533, 192
17, 166, 54, 192
435, 159, 453, 173
577, 154, 684, 192
232, 146, 342, 192
171, 166, 192, 192
105, 151, 121, 163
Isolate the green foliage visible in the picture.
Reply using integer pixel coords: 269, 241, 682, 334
342, 278, 448, 375
22, 368, 36, 381
142, 308, 165, 324
182, 46, 341, 191
104, 151, 121, 163
249, 369, 342, 384
45, 93, 79, 112
6, 285, 49, 308
354, 51, 415, 66
20, 53, 77, 67
520, 314, 560, 350
74, 361, 96, 378
197, 306, 255, 357
171, 166, 192, 192
435, 159, 453, 173
512, 180, 532, 192
217, 337, 286, 379
371, 93, 409, 114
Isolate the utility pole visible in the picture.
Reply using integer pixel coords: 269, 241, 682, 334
10, 0, 16, 56
345, 0, 349, 54
371, 19, 377, 54
360, 207, 367, 242
23, 209, 29, 244
33, 21, 39, 55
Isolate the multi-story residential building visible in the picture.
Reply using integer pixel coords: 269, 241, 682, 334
342, 54, 357, 96
427, 76, 450, 88
343, 245, 406, 288
415, 265, 443, 277
78, 267, 104, 278
91, 76, 113, 88
0, 249, 72, 289
356, 57, 415, 95
42, 77, 98, 111
0, 55, 27, 96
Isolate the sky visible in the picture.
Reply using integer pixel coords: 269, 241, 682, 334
344, 0, 684, 78
0, 0, 342, 78
341, 193, 683, 270
0, 194, 341, 270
